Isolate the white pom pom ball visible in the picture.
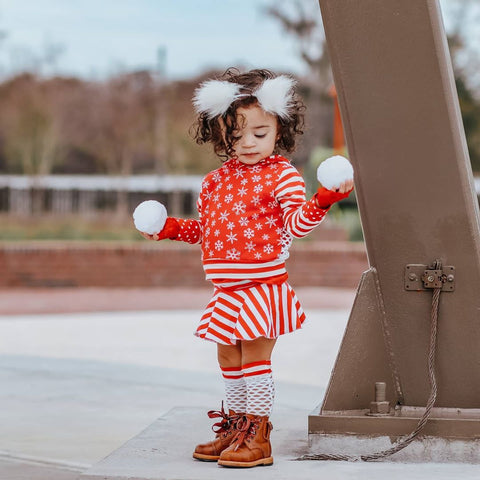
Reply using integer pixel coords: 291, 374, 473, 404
133, 200, 167, 235
317, 155, 354, 190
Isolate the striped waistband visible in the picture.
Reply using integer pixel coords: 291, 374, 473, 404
203, 259, 287, 281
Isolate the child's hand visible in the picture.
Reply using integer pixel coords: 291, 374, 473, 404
332, 178, 354, 194
140, 231, 160, 241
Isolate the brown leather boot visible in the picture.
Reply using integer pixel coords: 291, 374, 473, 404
217, 414, 273, 468
193, 404, 241, 461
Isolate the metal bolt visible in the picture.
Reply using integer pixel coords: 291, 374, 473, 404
447, 274, 454, 282
375, 382, 387, 402
427, 275, 435, 282
408, 273, 417, 281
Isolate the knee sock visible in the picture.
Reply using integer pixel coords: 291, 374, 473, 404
242, 360, 275, 417
220, 366, 247, 413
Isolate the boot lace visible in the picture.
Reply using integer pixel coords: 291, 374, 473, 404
208, 402, 240, 435
231, 415, 259, 451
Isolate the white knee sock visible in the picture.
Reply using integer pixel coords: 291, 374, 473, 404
221, 366, 247, 413
242, 360, 275, 416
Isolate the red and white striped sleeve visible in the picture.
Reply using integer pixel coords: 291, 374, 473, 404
275, 165, 329, 238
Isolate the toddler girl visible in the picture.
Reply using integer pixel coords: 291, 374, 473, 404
141, 68, 353, 468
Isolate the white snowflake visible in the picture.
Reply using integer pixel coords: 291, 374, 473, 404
225, 175, 231, 181
202, 180, 210, 189
252, 174, 261, 183
209, 250, 215, 257
255, 223, 263, 230
265, 173, 272, 179
253, 184, 263, 194
266, 180, 273, 186
251, 195, 261, 206
252, 213, 259, 220
213, 172, 221, 182
226, 232, 238, 244
205, 227, 211, 236
276, 227, 283, 235
215, 182, 223, 191
225, 194, 234, 203
264, 244, 274, 254
210, 210, 216, 217
268, 201, 277, 209
245, 241, 256, 252
205, 191, 213, 200
217, 202, 223, 208
204, 240, 210, 250
265, 215, 277, 227
238, 187, 248, 197
251, 165, 262, 173
227, 221, 235, 230
262, 234, 270, 241
232, 201, 246, 215
244, 228, 255, 239
239, 217, 249, 226
254, 252, 263, 260
213, 194, 220, 203
215, 240, 224, 251
234, 169, 245, 179
219, 211, 230, 223
226, 249, 241, 260
214, 229, 220, 236
226, 184, 233, 191
211, 219, 216, 226
259, 206, 267, 214
241, 178, 248, 185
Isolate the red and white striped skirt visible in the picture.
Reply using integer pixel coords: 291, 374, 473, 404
195, 281, 306, 345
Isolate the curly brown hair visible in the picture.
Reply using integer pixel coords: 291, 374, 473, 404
192, 68, 305, 160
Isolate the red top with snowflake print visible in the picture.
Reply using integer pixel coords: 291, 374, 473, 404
172, 154, 328, 282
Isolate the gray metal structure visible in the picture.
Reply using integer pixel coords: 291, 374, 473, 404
310, 0, 480, 443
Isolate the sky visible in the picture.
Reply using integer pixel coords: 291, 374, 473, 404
0, 0, 310, 80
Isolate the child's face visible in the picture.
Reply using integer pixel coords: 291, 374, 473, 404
226, 105, 279, 165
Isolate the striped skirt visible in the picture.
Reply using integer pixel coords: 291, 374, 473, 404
195, 281, 306, 345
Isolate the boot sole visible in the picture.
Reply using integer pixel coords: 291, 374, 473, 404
192, 453, 220, 462
218, 456, 274, 468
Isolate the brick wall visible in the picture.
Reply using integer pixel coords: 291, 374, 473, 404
0, 241, 368, 289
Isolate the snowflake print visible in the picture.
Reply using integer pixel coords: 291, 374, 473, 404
265, 215, 277, 227
264, 244, 274, 255
209, 250, 215, 257
205, 227, 211, 236
276, 227, 283, 235
205, 191, 213, 200
266, 180, 273, 186
215, 240, 223, 251
259, 206, 267, 214
226, 232, 238, 244
265, 173, 272, 179
254, 252, 263, 260
252, 174, 261, 183
268, 201, 277, 209
262, 234, 270, 241
245, 241, 256, 252
219, 211, 230, 223
238, 187, 248, 197
213, 193, 220, 203
253, 184, 263, 194
244, 228, 255, 239
227, 222, 235, 230
214, 229, 220, 236
213, 172, 221, 182
225, 175, 231, 181
251, 165, 262, 173
202, 180, 210, 189
232, 201, 246, 215
225, 194, 234, 203
255, 223, 263, 230
234, 169, 245, 179
251, 195, 261, 206
241, 178, 248, 186
204, 240, 210, 250
252, 213, 259, 220
217, 202, 223, 208
211, 219, 216, 226
226, 184, 233, 191
226, 249, 241, 260
210, 210, 216, 217
239, 217, 249, 227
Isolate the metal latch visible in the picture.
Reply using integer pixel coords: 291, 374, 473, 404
405, 264, 455, 292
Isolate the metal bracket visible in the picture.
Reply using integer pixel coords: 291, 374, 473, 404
405, 264, 455, 292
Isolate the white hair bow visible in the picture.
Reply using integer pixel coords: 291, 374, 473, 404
193, 75, 296, 120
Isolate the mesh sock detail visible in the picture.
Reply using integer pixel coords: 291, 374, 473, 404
221, 366, 247, 413
242, 361, 275, 416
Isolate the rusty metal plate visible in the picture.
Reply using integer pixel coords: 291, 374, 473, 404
404, 265, 455, 292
